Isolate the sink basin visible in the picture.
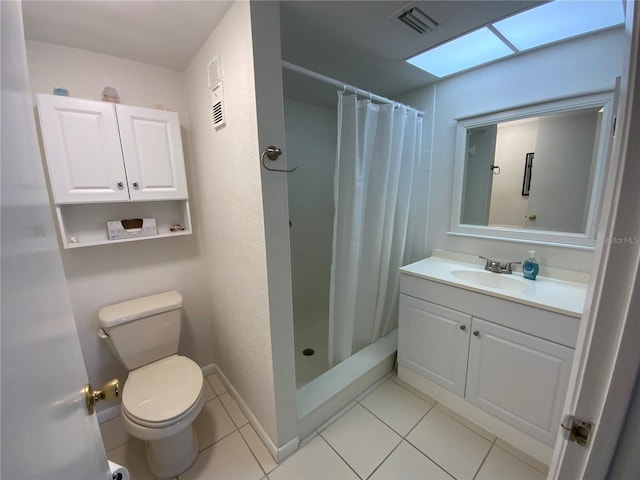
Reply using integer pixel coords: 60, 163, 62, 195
450, 270, 533, 294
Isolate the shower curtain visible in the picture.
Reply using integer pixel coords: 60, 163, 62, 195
329, 92, 423, 367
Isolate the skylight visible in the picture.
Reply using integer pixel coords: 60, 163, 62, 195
406, 27, 513, 78
493, 0, 625, 51
406, 0, 625, 78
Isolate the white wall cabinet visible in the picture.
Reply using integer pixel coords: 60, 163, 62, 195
398, 282, 575, 447
36, 94, 191, 248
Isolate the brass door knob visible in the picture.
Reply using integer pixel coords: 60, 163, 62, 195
84, 379, 120, 415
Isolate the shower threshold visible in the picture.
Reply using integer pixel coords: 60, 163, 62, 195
296, 329, 397, 439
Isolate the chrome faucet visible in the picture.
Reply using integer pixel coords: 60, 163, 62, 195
479, 256, 522, 274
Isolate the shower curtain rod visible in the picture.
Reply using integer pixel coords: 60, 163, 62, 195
281, 61, 424, 116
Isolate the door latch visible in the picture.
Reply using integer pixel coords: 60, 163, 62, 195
83, 379, 120, 415
561, 414, 594, 447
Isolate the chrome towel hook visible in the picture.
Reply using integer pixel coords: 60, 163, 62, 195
261, 146, 297, 173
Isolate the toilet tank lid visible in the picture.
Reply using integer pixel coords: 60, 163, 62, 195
98, 291, 183, 328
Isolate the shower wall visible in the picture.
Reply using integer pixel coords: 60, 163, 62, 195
283, 98, 337, 333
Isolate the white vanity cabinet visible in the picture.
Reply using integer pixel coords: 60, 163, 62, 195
399, 296, 470, 396
398, 271, 578, 449
465, 317, 573, 446
36, 94, 191, 248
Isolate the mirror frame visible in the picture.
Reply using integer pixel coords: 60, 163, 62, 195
449, 90, 616, 250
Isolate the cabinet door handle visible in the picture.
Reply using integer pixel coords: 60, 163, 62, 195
132, 182, 139, 189
473, 330, 480, 337
117, 181, 124, 189
460, 325, 466, 331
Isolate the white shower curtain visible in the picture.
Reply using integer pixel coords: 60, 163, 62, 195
329, 92, 423, 367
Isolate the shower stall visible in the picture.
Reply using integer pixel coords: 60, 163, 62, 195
282, 62, 427, 434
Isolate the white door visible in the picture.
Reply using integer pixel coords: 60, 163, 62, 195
116, 104, 189, 201
550, 1, 640, 477
398, 295, 471, 396
36, 94, 130, 203
1, 3, 109, 479
466, 318, 573, 446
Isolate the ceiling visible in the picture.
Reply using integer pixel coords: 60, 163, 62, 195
21, 0, 541, 106
22, 1, 233, 70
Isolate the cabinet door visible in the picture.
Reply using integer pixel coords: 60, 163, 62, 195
466, 317, 573, 446
37, 94, 129, 203
116, 105, 188, 201
399, 295, 471, 396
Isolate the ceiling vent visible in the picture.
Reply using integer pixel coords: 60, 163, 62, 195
207, 56, 226, 130
398, 7, 439, 34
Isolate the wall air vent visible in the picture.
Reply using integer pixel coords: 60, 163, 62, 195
208, 56, 226, 129
399, 7, 439, 34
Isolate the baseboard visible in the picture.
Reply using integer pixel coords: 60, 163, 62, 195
213, 364, 299, 463
97, 403, 121, 424
201, 363, 217, 377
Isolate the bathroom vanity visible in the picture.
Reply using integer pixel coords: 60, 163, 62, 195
398, 250, 587, 462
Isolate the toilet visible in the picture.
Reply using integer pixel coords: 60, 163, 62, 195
98, 291, 204, 479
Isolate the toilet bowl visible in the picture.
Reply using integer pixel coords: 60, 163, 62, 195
98, 291, 205, 479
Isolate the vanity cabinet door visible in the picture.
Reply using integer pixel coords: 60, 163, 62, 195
466, 317, 573, 446
37, 94, 129, 203
399, 295, 471, 397
116, 105, 188, 201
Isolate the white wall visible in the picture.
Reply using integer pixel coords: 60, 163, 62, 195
25, 40, 213, 397
417, 28, 625, 272
396, 85, 435, 263
184, 1, 284, 447
489, 120, 538, 227
284, 98, 336, 331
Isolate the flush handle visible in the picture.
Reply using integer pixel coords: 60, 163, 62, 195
84, 378, 120, 415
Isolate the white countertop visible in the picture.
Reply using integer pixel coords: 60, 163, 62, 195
400, 252, 588, 318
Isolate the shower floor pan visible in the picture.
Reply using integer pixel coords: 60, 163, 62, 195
296, 329, 397, 439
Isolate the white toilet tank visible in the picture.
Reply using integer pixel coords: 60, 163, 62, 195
98, 291, 184, 370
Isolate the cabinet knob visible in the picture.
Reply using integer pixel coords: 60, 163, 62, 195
473, 330, 480, 337
117, 181, 124, 189
460, 325, 466, 331
132, 182, 139, 189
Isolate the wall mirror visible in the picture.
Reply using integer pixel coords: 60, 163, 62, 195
450, 91, 615, 249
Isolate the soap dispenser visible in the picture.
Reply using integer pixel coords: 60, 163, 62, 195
523, 250, 539, 280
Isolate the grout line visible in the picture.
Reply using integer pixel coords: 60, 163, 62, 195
472, 437, 497, 480
318, 432, 364, 480
237, 425, 269, 479
403, 436, 458, 480
364, 437, 403, 480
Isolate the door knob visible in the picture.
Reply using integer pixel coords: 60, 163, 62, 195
84, 379, 120, 415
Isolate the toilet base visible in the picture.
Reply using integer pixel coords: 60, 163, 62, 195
145, 424, 199, 479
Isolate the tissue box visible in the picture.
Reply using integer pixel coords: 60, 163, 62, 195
107, 218, 157, 240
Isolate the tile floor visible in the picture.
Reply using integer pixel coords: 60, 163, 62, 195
101, 371, 549, 480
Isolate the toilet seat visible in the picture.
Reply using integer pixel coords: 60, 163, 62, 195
122, 354, 203, 428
